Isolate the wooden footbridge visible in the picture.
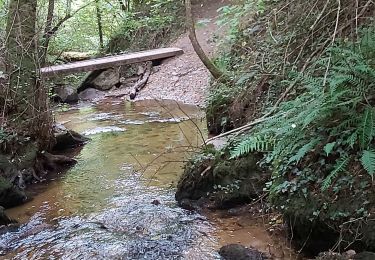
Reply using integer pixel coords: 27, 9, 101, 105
40, 47, 183, 77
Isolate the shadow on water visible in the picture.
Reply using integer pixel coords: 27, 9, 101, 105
1, 99, 296, 259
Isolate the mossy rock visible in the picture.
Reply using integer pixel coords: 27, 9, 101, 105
175, 152, 269, 209
0, 176, 26, 208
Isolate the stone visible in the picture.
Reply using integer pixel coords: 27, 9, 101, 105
219, 244, 267, 260
53, 123, 90, 150
247, 25, 263, 36
151, 199, 160, 206
78, 88, 105, 101
178, 199, 197, 211
0, 206, 15, 226
91, 68, 120, 91
53, 85, 78, 104
0, 176, 27, 209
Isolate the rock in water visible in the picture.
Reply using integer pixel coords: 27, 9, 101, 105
0, 177, 26, 209
178, 199, 197, 211
0, 206, 16, 226
53, 85, 78, 104
78, 88, 105, 101
53, 123, 90, 150
219, 244, 267, 260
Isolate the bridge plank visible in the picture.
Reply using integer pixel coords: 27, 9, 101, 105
41, 47, 183, 77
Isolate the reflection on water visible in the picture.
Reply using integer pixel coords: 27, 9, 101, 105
1, 99, 295, 259
8, 99, 206, 219
3, 99, 217, 259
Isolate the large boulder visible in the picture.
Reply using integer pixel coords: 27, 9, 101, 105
78, 68, 121, 93
91, 68, 120, 91
53, 85, 78, 104
176, 150, 269, 209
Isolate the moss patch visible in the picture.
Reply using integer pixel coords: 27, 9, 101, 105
176, 149, 269, 208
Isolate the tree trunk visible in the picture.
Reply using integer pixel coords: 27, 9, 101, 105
184, 0, 227, 82
40, 0, 55, 66
96, 0, 104, 51
4, 0, 52, 148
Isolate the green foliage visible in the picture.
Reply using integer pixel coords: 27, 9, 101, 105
231, 27, 375, 193
361, 150, 375, 179
11, 0, 185, 57
217, 0, 266, 46
107, 0, 184, 53
231, 135, 273, 156
321, 154, 349, 191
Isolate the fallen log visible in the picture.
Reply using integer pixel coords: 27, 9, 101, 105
129, 61, 152, 100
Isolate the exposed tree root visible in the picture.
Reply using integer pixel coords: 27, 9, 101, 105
129, 61, 152, 100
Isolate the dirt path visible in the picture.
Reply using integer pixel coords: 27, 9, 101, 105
135, 0, 228, 107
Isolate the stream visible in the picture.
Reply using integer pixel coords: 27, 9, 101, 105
1, 98, 295, 259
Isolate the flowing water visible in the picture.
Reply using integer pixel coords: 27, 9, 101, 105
1, 99, 295, 260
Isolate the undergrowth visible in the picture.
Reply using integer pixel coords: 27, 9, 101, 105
209, 0, 375, 131
228, 27, 375, 250
232, 26, 375, 188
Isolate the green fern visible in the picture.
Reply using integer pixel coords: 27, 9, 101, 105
231, 135, 273, 158
359, 107, 375, 149
230, 28, 375, 191
323, 142, 336, 156
288, 138, 321, 164
321, 155, 350, 191
361, 150, 375, 179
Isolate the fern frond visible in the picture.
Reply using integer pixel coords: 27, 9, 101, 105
231, 135, 274, 158
323, 142, 336, 156
288, 138, 320, 164
361, 150, 375, 178
347, 131, 358, 148
321, 154, 350, 191
359, 107, 375, 149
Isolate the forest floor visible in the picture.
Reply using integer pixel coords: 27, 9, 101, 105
134, 0, 228, 107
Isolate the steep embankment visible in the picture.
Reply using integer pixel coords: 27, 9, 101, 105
176, 0, 375, 258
